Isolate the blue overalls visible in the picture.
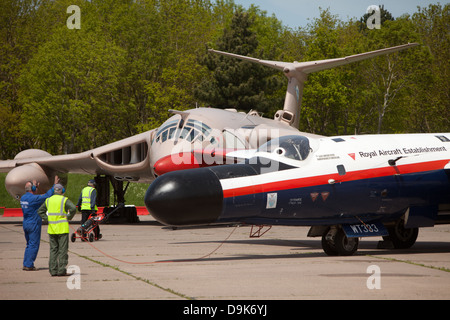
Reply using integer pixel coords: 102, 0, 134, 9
20, 187, 54, 268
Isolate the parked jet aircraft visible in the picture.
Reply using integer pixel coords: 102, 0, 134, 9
145, 132, 450, 255
1, 43, 418, 210
143, 43, 450, 256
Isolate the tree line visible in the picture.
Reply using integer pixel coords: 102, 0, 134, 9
0, 0, 448, 159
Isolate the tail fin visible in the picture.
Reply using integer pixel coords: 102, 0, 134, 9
209, 43, 418, 129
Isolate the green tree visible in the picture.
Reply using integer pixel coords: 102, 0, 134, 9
137, 0, 220, 130
19, 25, 127, 154
0, 0, 46, 158
1, 0, 448, 160
300, 9, 353, 135
362, 16, 430, 133
194, 9, 282, 115
409, 3, 450, 132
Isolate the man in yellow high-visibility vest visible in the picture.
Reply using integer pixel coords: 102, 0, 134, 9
38, 184, 76, 277
76, 179, 101, 240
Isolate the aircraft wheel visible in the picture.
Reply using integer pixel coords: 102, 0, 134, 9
321, 231, 338, 256
334, 229, 359, 256
321, 228, 358, 256
385, 220, 418, 249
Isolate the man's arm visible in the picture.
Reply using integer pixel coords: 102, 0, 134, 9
33, 186, 54, 202
37, 202, 48, 221
65, 199, 77, 221
76, 192, 82, 208
91, 189, 97, 210
29, 175, 59, 206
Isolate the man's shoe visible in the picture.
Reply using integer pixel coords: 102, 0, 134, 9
23, 266, 37, 271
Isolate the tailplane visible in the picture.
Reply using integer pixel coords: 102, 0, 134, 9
209, 43, 418, 129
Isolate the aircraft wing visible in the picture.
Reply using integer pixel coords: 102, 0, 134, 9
1, 130, 156, 198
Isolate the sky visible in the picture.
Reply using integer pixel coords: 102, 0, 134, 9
233, 0, 441, 28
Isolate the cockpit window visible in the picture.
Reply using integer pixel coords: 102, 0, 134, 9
156, 120, 178, 136
258, 135, 311, 161
154, 118, 213, 144
155, 120, 178, 143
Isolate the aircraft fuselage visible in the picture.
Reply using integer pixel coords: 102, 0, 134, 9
145, 133, 450, 229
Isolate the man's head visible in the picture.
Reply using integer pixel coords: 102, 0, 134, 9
88, 179, 96, 188
24, 181, 36, 193
54, 184, 65, 195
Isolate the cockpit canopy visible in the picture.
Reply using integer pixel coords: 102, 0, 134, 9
257, 135, 311, 161
154, 118, 213, 144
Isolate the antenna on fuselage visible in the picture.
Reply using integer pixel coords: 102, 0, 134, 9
209, 43, 418, 129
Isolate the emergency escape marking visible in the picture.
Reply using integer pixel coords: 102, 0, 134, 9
266, 193, 277, 209
310, 192, 330, 202
321, 192, 330, 201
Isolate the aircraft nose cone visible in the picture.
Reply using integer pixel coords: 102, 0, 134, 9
145, 168, 223, 226
153, 153, 200, 176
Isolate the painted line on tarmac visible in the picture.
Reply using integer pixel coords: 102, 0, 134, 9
70, 251, 194, 300
367, 254, 450, 273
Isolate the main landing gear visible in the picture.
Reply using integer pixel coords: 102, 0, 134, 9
94, 175, 139, 223
321, 227, 359, 256
381, 219, 419, 249
318, 219, 419, 256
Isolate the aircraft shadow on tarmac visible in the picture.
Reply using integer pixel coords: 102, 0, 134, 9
159, 237, 450, 263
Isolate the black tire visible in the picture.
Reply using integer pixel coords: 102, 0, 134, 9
334, 229, 359, 256
321, 228, 359, 256
71, 233, 76, 242
385, 220, 418, 249
321, 233, 338, 256
89, 233, 94, 242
